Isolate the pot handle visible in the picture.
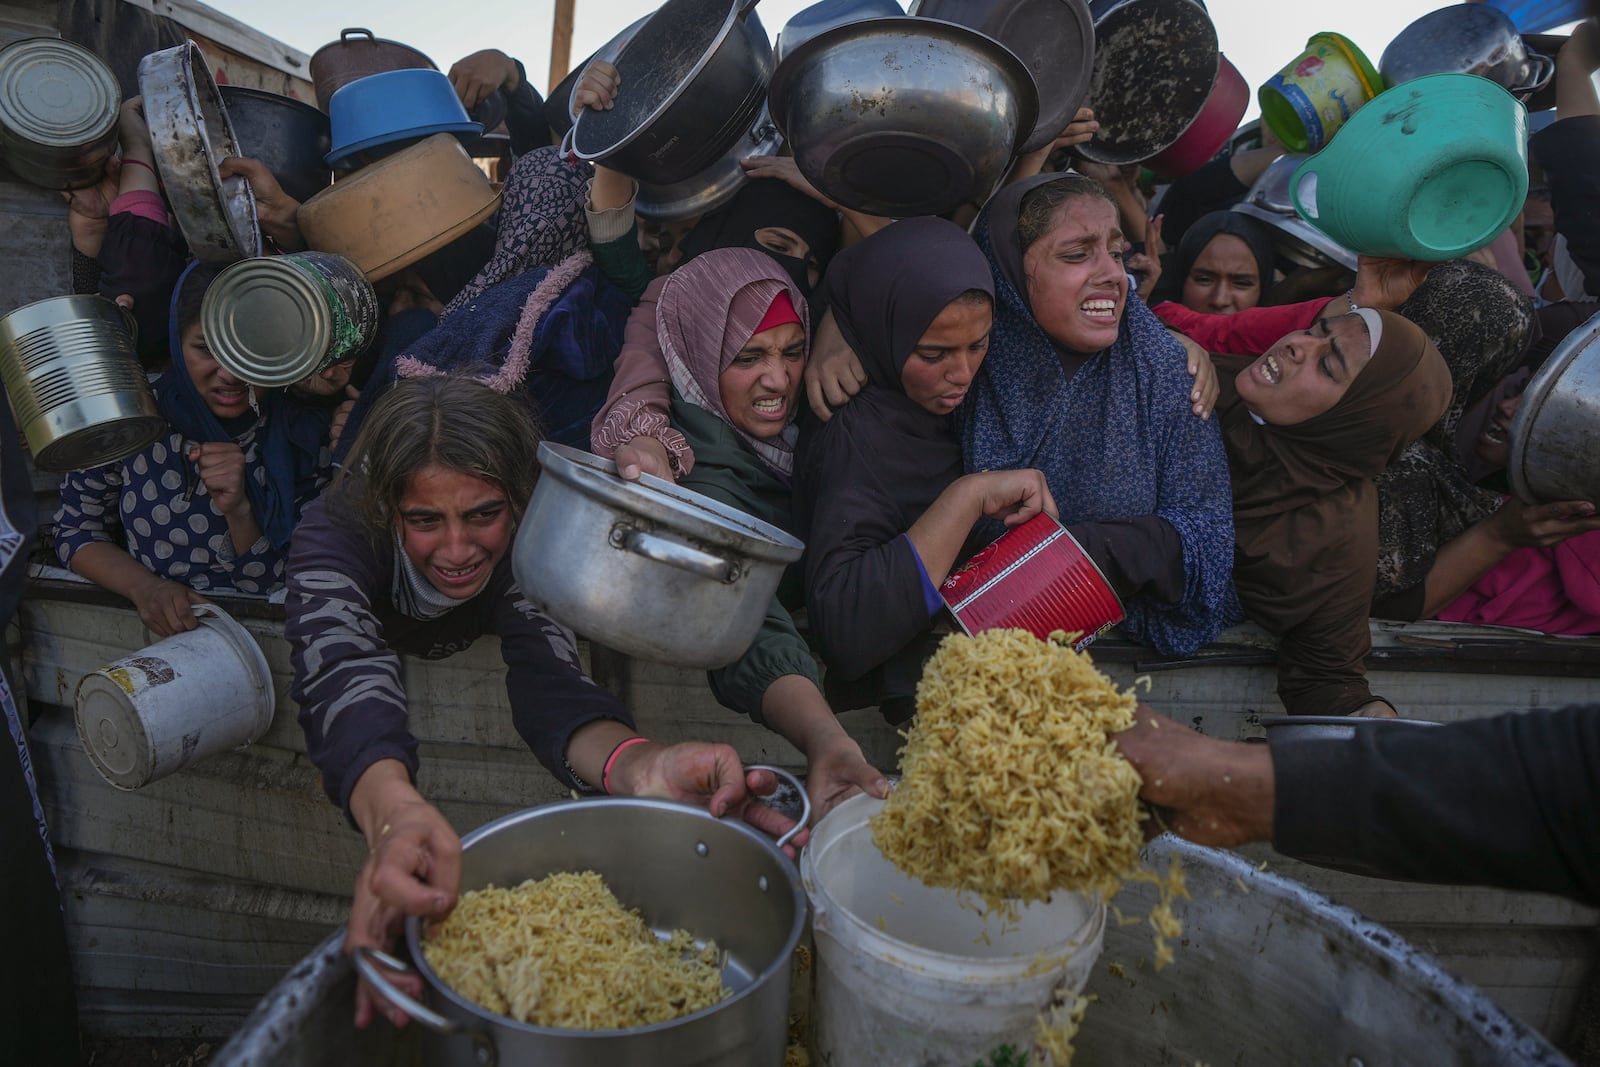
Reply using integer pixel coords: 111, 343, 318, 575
351, 946, 498, 1067
746, 764, 811, 850
616, 527, 740, 583
738, 0, 762, 16
340, 28, 376, 42
1517, 52, 1556, 97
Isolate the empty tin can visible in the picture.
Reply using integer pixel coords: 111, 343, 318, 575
0, 37, 121, 190
201, 251, 379, 387
0, 295, 163, 471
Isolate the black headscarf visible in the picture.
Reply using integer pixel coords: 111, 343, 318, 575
677, 178, 841, 300
1155, 209, 1278, 308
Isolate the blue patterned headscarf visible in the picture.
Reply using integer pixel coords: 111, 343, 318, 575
959, 173, 1237, 656
155, 262, 327, 551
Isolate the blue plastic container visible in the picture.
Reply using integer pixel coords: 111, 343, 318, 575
1485, 0, 1586, 32
325, 69, 479, 167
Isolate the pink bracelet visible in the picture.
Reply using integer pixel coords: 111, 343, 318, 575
602, 736, 651, 795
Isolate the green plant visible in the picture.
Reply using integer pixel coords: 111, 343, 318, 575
971, 1045, 1030, 1067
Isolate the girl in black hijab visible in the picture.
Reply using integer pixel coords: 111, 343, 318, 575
673, 178, 842, 301
791, 218, 1055, 721
1154, 209, 1278, 314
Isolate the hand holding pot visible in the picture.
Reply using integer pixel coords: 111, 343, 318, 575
1112, 703, 1274, 848
571, 60, 619, 116
129, 575, 209, 636
1350, 255, 1435, 311
219, 156, 305, 251
448, 49, 519, 109
610, 740, 810, 856
614, 435, 674, 482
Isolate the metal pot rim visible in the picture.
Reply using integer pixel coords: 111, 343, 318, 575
1508, 306, 1600, 504
1231, 201, 1358, 271
403, 795, 807, 1038
536, 441, 804, 563
571, 0, 751, 163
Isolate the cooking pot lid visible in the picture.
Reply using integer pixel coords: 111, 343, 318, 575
1507, 306, 1600, 504
0, 37, 119, 147
537, 441, 804, 564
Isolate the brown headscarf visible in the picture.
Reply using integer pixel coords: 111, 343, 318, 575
655, 247, 809, 478
1219, 309, 1452, 715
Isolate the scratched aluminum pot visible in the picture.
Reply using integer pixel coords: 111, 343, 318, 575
0, 295, 162, 471
1077, 0, 1218, 164
139, 42, 260, 264
353, 786, 809, 1067
0, 37, 120, 190
1381, 4, 1555, 101
201, 252, 378, 387
1507, 306, 1600, 505
512, 441, 803, 668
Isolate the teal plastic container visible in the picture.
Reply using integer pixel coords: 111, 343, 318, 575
1289, 73, 1528, 261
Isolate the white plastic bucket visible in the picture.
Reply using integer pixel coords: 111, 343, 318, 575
800, 794, 1106, 1066
74, 603, 275, 790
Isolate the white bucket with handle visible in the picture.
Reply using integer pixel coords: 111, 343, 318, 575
800, 794, 1106, 1066
74, 603, 275, 789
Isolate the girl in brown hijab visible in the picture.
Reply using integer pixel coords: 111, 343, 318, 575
1218, 308, 1451, 717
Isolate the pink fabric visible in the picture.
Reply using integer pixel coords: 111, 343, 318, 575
110, 189, 168, 226
1437, 528, 1600, 635
755, 290, 801, 334
1153, 298, 1333, 356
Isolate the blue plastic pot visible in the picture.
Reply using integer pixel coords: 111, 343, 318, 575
1290, 73, 1528, 261
325, 69, 479, 167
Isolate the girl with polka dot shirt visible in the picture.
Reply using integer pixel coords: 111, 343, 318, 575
54, 264, 332, 636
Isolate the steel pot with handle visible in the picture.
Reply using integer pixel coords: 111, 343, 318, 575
570, 0, 773, 186
353, 779, 809, 1067
1381, 3, 1556, 101
513, 441, 803, 668
309, 28, 436, 111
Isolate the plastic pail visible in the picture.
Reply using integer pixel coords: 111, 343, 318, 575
1290, 73, 1529, 260
1259, 31, 1383, 152
74, 604, 275, 790
800, 795, 1106, 1066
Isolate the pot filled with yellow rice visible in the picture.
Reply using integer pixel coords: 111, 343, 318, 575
359, 792, 807, 1067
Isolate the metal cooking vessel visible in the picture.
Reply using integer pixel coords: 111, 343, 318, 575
571, 0, 772, 187
0, 295, 163, 472
777, 0, 905, 63
0, 37, 120, 190
910, 0, 1094, 155
139, 42, 260, 264
767, 16, 1038, 217
1232, 153, 1358, 271
1257, 715, 1443, 744
514, 442, 804, 668
1077, 0, 1218, 165
354, 788, 808, 1067
309, 28, 436, 111
1381, 4, 1555, 101
1508, 307, 1600, 505
218, 86, 332, 205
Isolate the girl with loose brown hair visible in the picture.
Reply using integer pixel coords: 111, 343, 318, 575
286, 375, 797, 1030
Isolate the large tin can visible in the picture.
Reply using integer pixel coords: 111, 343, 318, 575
0, 37, 121, 190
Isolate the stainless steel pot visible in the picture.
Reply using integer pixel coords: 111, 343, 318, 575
354, 783, 809, 1067
0, 37, 121, 190
513, 441, 804, 668
1077, 0, 1218, 165
1381, 4, 1556, 101
1257, 715, 1443, 743
1232, 153, 1359, 271
571, 0, 773, 187
1508, 307, 1600, 505
139, 42, 260, 264
0, 295, 163, 471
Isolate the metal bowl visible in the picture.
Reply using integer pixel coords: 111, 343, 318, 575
767, 16, 1039, 217
1508, 307, 1600, 505
779, 0, 906, 63
1381, 3, 1555, 101
1232, 153, 1358, 271
1258, 715, 1443, 743
1077, 0, 1218, 165
218, 86, 332, 205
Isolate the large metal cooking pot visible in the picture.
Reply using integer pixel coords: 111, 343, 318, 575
570, 0, 772, 187
1381, 4, 1556, 101
767, 16, 1038, 217
218, 86, 332, 205
0, 37, 121, 191
1231, 153, 1359, 271
514, 441, 803, 668
1077, 0, 1218, 165
910, 0, 1094, 154
0, 295, 163, 471
778, 0, 905, 63
1508, 306, 1600, 505
1257, 715, 1442, 743
1075, 837, 1570, 1065
308, 28, 436, 111
139, 42, 260, 264
353, 786, 808, 1067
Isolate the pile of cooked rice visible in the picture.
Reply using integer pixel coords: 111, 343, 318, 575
422, 870, 728, 1029
870, 629, 1145, 910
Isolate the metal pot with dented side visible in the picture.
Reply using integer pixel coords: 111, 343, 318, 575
513, 441, 803, 668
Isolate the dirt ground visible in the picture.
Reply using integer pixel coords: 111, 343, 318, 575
82, 1037, 216, 1067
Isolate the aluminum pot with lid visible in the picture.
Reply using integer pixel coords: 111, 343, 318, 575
513, 441, 803, 668
1381, 4, 1555, 100
353, 785, 809, 1067
570, 0, 773, 186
